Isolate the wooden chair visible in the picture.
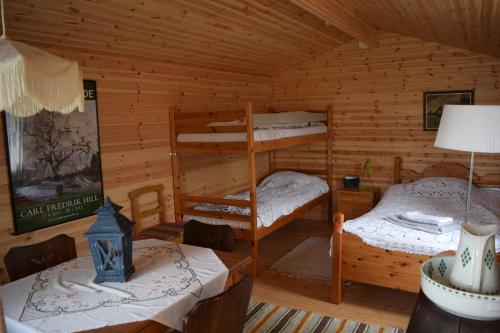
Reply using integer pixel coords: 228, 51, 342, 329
81, 320, 172, 333
4, 234, 77, 281
183, 220, 235, 252
128, 184, 183, 242
183, 275, 253, 333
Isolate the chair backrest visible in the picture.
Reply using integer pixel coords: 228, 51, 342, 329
4, 234, 77, 281
128, 184, 166, 236
183, 220, 235, 252
183, 275, 253, 333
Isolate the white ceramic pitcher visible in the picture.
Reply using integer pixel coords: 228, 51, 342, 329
449, 224, 498, 294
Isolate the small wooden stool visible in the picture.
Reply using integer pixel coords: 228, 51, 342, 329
128, 184, 183, 242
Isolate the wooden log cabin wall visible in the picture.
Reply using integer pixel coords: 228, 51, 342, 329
0, 51, 271, 283
0, 0, 345, 283
1, 0, 500, 283
271, 32, 500, 219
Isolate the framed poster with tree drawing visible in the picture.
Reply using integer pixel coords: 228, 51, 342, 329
423, 90, 474, 130
4, 80, 103, 234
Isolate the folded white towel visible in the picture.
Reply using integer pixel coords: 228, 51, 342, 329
400, 211, 454, 226
385, 216, 460, 235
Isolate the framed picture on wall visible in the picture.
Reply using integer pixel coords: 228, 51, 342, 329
3, 80, 104, 234
423, 90, 474, 130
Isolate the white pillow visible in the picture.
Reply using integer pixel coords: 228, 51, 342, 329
207, 111, 326, 128
253, 111, 326, 127
258, 171, 328, 190
408, 177, 471, 200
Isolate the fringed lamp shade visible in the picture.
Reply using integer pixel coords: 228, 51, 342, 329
0, 37, 84, 117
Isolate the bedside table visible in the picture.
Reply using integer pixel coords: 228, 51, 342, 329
337, 187, 378, 220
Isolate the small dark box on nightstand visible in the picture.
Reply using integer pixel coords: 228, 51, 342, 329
343, 176, 360, 189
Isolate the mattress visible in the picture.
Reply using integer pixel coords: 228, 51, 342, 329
341, 177, 500, 256
177, 125, 327, 143
183, 171, 329, 229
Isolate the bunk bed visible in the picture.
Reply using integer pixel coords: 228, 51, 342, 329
331, 157, 500, 303
169, 102, 334, 276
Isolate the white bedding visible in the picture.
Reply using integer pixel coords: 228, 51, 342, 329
183, 171, 329, 229
208, 111, 327, 128
343, 177, 500, 256
177, 124, 327, 143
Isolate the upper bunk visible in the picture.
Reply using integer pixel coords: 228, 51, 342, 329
169, 102, 333, 154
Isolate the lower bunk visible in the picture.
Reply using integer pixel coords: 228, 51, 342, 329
181, 171, 331, 276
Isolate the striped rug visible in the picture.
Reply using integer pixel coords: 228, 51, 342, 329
244, 300, 405, 333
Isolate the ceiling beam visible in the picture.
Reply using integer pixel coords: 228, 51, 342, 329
290, 0, 379, 48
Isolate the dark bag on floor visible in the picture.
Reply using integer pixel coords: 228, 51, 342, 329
183, 220, 235, 252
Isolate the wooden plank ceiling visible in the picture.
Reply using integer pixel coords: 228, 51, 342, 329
3, 0, 351, 77
336, 0, 500, 59
2, 1, 500, 77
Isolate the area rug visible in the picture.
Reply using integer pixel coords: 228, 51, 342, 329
245, 300, 405, 333
270, 237, 331, 281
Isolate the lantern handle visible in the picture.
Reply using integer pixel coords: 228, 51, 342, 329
1, 0, 6, 38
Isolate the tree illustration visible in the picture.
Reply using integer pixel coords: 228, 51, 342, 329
24, 112, 93, 179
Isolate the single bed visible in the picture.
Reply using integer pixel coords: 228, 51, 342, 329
183, 171, 329, 229
177, 123, 327, 143
331, 157, 500, 304
343, 177, 500, 255
177, 111, 328, 143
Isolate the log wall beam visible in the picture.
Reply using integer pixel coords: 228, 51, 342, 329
290, 0, 379, 48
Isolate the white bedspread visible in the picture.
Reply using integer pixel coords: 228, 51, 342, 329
183, 171, 329, 229
343, 177, 500, 256
177, 125, 326, 142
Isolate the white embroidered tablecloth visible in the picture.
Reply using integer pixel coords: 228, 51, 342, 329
0, 239, 229, 333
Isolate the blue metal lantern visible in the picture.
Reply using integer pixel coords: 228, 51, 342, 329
85, 197, 135, 283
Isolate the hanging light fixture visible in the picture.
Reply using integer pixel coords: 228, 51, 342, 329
0, 0, 84, 117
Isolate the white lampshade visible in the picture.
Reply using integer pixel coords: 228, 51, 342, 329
434, 105, 500, 153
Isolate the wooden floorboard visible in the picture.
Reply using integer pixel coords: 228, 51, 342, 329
234, 218, 416, 330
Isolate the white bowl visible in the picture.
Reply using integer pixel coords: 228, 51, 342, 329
421, 255, 500, 320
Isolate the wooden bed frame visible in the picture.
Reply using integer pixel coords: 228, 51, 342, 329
169, 102, 334, 276
331, 157, 500, 304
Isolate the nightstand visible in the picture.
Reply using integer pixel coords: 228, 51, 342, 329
337, 187, 378, 220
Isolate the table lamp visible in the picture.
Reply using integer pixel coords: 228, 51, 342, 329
434, 105, 500, 223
